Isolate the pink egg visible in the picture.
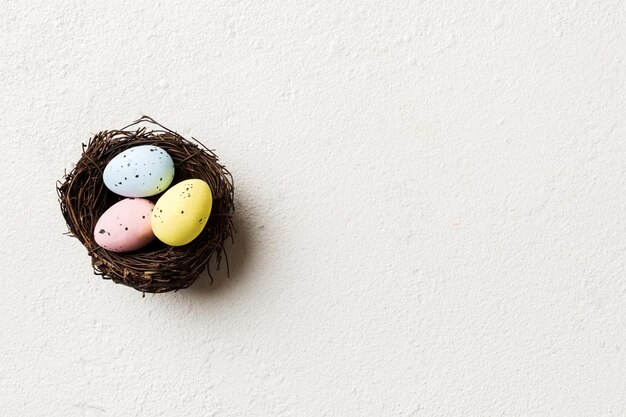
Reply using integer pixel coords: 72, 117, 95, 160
94, 198, 155, 252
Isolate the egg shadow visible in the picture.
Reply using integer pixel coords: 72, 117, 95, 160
185, 208, 254, 297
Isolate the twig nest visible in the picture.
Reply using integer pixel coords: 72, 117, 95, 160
57, 116, 235, 293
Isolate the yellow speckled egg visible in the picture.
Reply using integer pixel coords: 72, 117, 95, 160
152, 179, 213, 246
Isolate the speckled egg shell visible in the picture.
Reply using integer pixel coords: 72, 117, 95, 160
103, 145, 175, 197
152, 179, 213, 246
94, 198, 155, 252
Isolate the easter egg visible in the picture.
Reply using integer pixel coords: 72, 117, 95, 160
103, 145, 175, 197
94, 198, 155, 252
151, 179, 213, 246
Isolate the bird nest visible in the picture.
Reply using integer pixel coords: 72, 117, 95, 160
57, 116, 235, 293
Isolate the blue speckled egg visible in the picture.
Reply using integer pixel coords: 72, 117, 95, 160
103, 145, 175, 197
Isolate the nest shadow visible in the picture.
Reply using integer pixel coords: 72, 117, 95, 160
185, 208, 253, 297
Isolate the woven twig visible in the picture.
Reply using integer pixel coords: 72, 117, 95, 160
57, 116, 235, 293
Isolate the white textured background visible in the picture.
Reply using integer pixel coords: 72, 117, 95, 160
1, 1, 624, 416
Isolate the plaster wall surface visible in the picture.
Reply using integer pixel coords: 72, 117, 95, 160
0, 1, 624, 416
